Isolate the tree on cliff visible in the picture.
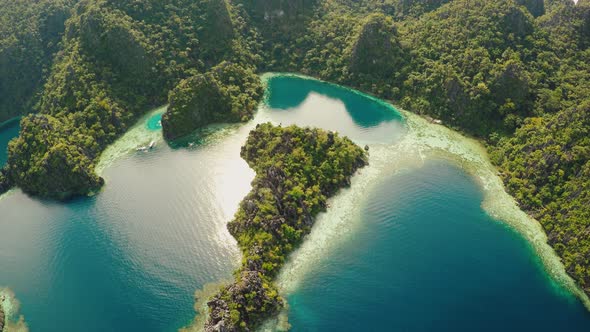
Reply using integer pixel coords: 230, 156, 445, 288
162, 62, 264, 141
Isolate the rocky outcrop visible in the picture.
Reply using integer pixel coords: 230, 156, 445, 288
239, 0, 317, 21
162, 62, 263, 141
77, 4, 154, 85
516, 0, 545, 17
503, 5, 535, 38
204, 271, 282, 332
0, 0, 76, 123
492, 57, 531, 108
6, 114, 105, 200
348, 13, 406, 79
200, 124, 368, 331
199, 0, 235, 65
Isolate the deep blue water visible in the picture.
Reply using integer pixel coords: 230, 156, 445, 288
286, 162, 590, 331
0, 75, 589, 331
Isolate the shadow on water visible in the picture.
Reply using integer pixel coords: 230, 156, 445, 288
0, 118, 20, 167
265, 75, 403, 128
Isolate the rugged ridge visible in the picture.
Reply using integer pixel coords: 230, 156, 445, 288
161, 62, 264, 141
198, 123, 367, 331
0, 0, 78, 123
347, 13, 406, 80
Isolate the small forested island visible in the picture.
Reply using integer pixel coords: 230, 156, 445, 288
162, 62, 264, 141
203, 123, 367, 331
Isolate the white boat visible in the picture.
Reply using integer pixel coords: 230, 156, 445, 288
136, 140, 156, 152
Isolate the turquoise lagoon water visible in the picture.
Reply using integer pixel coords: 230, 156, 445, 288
0, 118, 19, 166
147, 112, 164, 131
0, 74, 588, 331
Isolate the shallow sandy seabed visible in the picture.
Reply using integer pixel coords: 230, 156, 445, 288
0, 288, 28, 332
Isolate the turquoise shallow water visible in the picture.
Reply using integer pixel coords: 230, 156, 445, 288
0, 75, 589, 331
0, 119, 19, 166
263, 75, 406, 144
147, 112, 164, 131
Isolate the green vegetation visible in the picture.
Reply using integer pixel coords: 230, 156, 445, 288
491, 106, 590, 293
204, 123, 367, 331
0, 0, 78, 123
490, 0, 590, 295
162, 62, 264, 140
0, 172, 9, 195
3, 0, 590, 325
4, 0, 260, 199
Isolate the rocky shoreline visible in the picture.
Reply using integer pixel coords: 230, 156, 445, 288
1, 298, 5, 332
199, 123, 368, 331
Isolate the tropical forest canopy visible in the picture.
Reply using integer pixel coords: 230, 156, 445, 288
1, 0, 590, 329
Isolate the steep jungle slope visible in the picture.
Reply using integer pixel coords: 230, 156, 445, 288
0, 0, 78, 123
4, 0, 258, 199
491, 0, 590, 295
162, 61, 264, 140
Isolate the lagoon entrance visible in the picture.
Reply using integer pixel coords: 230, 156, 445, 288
0, 75, 589, 331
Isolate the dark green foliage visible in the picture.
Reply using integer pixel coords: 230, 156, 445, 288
205, 124, 367, 331
199, 0, 235, 65
162, 62, 264, 140
5, 0, 258, 199
0, 0, 78, 123
6, 114, 104, 199
517, 0, 545, 17
397, 0, 540, 135
489, 0, 590, 298
491, 105, 590, 294
0, 170, 11, 195
347, 14, 406, 79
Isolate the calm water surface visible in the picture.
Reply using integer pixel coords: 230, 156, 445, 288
0, 75, 589, 331
286, 161, 590, 331
0, 119, 19, 166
